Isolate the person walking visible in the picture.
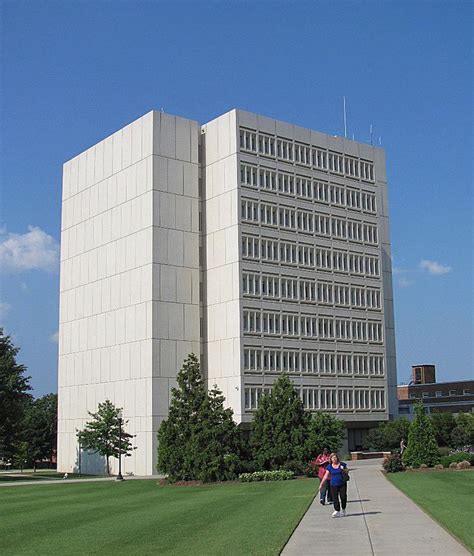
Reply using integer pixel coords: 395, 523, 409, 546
315, 447, 333, 505
319, 453, 349, 517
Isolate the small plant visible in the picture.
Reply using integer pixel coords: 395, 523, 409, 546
303, 460, 319, 478
440, 452, 474, 468
239, 470, 294, 482
449, 462, 458, 469
457, 461, 471, 470
434, 464, 444, 470
419, 463, 428, 470
382, 453, 405, 473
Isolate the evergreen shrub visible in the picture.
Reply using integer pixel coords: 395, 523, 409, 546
402, 402, 439, 467
157, 354, 242, 482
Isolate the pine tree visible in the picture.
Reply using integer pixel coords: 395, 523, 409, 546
77, 400, 135, 475
250, 374, 310, 471
306, 411, 345, 457
0, 328, 32, 461
157, 353, 242, 482
403, 402, 439, 467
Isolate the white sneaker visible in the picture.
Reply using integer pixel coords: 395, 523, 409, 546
332, 510, 341, 518
341, 509, 346, 516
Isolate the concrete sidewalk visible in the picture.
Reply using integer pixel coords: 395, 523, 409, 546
282, 459, 469, 556
0, 475, 163, 487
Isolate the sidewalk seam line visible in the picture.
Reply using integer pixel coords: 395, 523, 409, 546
354, 473, 375, 556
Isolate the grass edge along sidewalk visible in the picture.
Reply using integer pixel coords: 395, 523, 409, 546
386, 470, 474, 552
0, 477, 317, 555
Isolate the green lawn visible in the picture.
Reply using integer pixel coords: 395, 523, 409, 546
387, 471, 474, 551
0, 478, 316, 555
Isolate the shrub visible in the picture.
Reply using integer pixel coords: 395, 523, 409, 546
440, 452, 474, 468
403, 402, 439, 467
434, 464, 444, 470
250, 375, 310, 471
382, 453, 404, 473
438, 446, 451, 457
419, 464, 428, 470
449, 462, 458, 469
239, 470, 294, 482
457, 461, 471, 470
304, 460, 319, 478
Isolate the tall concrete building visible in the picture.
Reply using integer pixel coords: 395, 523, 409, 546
58, 109, 397, 475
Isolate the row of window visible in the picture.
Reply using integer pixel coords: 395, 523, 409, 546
243, 310, 383, 343
242, 272, 382, 310
244, 386, 385, 411
242, 235, 381, 278
243, 347, 384, 376
241, 164, 377, 213
409, 389, 471, 399
241, 198, 378, 245
239, 128, 375, 181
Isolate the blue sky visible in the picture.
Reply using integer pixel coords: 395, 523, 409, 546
1, 1, 472, 396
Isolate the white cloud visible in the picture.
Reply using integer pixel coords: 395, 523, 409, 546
50, 331, 59, 344
0, 226, 59, 273
398, 277, 414, 288
419, 259, 451, 275
0, 301, 11, 324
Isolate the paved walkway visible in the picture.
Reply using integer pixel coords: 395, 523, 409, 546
0, 475, 163, 487
282, 459, 469, 556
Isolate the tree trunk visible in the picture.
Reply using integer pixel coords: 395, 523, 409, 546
106, 456, 110, 476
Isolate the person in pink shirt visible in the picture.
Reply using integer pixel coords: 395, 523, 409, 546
315, 447, 333, 505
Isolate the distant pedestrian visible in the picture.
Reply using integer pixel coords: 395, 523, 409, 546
319, 453, 349, 518
315, 447, 333, 505
400, 438, 407, 454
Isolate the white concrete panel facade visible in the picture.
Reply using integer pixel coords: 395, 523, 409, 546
58, 111, 200, 476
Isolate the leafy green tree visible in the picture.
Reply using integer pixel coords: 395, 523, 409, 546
0, 329, 32, 461
157, 354, 242, 482
429, 412, 456, 447
12, 441, 31, 472
306, 411, 345, 457
24, 393, 58, 470
77, 400, 135, 476
367, 418, 410, 450
403, 402, 439, 467
250, 374, 310, 471
451, 412, 474, 448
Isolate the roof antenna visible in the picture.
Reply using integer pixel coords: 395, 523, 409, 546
161, 107, 165, 113
370, 124, 373, 146
378, 136, 382, 146
343, 96, 347, 138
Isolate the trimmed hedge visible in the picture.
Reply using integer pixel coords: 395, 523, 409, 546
440, 452, 474, 468
239, 470, 295, 482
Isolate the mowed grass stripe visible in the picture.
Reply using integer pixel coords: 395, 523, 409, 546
0, 479, 317, 555
386, 471, 474, 551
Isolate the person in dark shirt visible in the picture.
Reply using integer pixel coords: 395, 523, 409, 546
319, 453, 349, 517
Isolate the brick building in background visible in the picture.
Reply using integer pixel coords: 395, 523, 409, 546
398, 365, 473, 418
